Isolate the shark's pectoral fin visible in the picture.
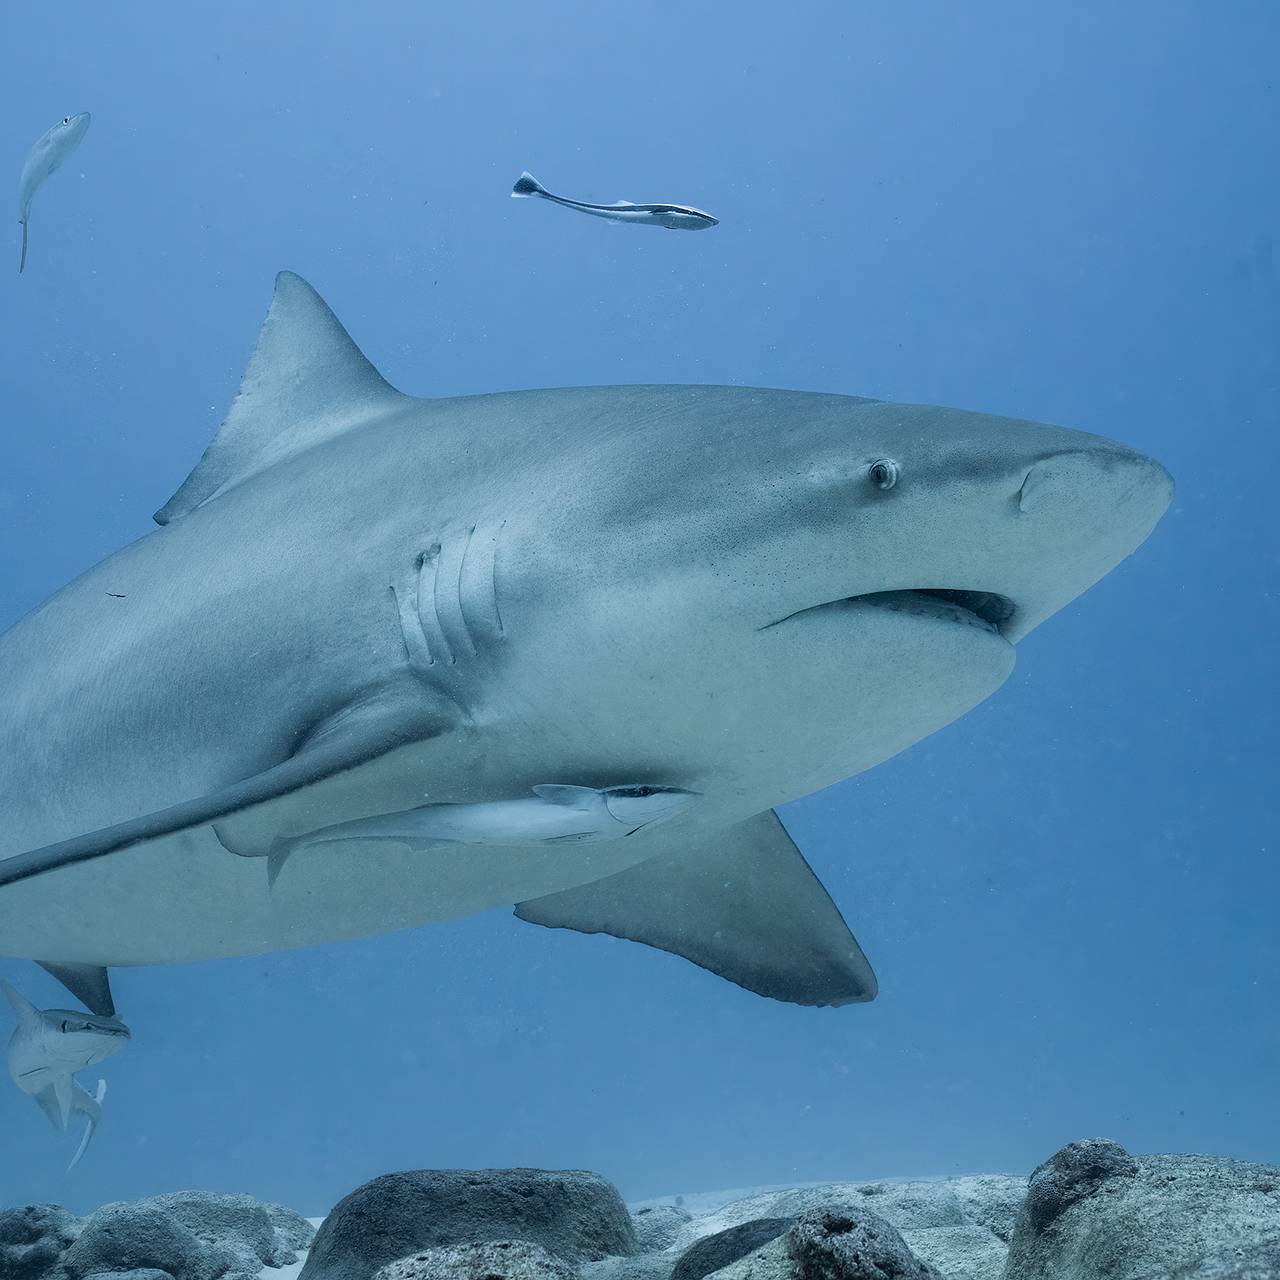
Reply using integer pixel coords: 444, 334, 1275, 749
0, 693, 452, 891
36, 962, 115, 1018
514, 810, 877, 1007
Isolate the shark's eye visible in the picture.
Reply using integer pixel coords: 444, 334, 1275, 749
869, 459, 899, 490
613, 785, 656, 798
62, 117, 70, 125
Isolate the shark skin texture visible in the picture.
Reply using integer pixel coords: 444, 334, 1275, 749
0, 272, 1173, 1009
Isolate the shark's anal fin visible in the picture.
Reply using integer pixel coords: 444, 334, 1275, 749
514, 810, 877, 1008
154, 271, 411, 525
36, 962, 115, 1018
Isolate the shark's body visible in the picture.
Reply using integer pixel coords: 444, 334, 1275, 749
512, 171, 718, 230
3, 981, 129, 1167
16, 113, 90, 273
0, 273, 1172, 1010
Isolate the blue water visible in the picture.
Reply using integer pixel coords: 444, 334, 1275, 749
1, 1, 1276, 1215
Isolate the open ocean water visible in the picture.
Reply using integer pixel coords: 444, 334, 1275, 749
0, 4, 1275, 1263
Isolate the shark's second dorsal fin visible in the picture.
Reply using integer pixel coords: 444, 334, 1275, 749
154, 271, 410, 525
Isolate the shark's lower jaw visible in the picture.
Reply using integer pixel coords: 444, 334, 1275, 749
768, 588, 1017, 638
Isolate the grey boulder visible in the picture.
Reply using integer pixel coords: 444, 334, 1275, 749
55, 1191, 313, 1280
301, 1169, 636, 1280
631, 1207, 692, 1254
672, 1220, 794, 1280
670, 1178, 1023, 1280
135, 1192, 313, 1272
373, 1240, 578, 1280
0, 1204, 83, 1280
59, 1204, 227, 1280
1003, 1139, 1280, 1280
80, 1272, 176, 1280
697, 1209, 944, 1280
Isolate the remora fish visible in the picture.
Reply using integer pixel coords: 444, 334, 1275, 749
3, 981, 129, 1168
0, 272, 1173, 1011
216, 783, 696, 888
16, 112, 90, 273
511, 171, 718, 230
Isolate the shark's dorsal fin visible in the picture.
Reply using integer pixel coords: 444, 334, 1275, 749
154, 271, 410, 525
1, 979, 41, 1031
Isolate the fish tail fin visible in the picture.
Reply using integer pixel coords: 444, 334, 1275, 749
18, 219, 28, 274
266, 842, 294, 890
511, 171, 544, 198
68, 1079, 107, 1170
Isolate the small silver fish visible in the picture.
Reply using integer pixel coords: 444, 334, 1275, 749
2, 980, 130, 1168
512, 171, 718, 231
217, 783, 698, 887
17, 112, 91, 273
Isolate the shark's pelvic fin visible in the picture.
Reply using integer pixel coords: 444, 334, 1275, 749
515, 810, 877, 1007
36, 961, 115, 1018
33, 1085, 66, 1130
1, 979, 41, 1030
154, 271, 411, 525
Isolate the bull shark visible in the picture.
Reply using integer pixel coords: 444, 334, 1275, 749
512, 171, 718, 230
0, 271, 1173, 1014
3, 980, 129, 1168
16, 112, 91, 273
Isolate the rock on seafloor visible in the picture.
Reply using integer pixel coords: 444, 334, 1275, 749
630, 1208, 692, 1255
1002, 1138, 1280, 1280
0, 1192, 314, 1280
4, 1142, 1279, 1280
298, 1170, 636, 1280
663, 1175, 1024, 1280
0, 1205, 83, 1280
372, 1240, 579, 1280
670, 1220, 795, 1280
699, 1208, 946, 1280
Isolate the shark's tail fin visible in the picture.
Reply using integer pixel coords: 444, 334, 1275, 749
19, 219, 28, 274
68, 1078, 107, 1171
511, 171, 545, 198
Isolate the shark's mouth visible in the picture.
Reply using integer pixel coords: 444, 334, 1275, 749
859, 589, 1016, 635
770, 588, 1016, 637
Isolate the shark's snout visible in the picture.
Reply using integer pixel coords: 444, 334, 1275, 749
1017, 447, 1174, 518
